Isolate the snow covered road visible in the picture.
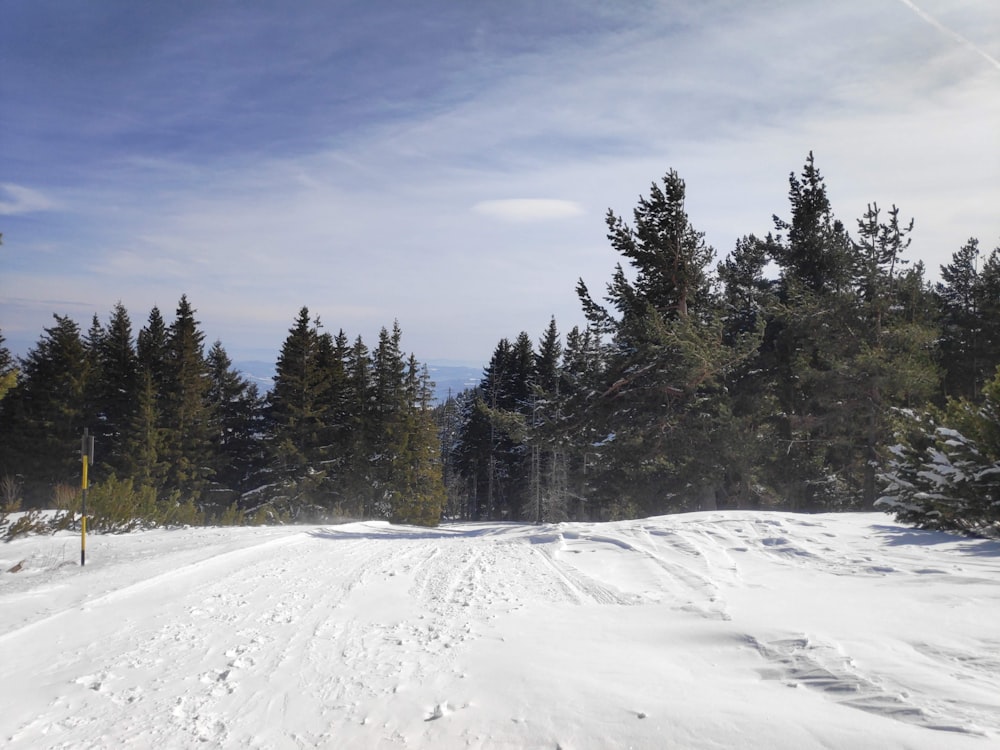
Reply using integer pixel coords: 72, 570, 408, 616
1, 512, 998, 749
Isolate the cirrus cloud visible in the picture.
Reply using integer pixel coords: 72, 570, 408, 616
0, 184, 56, 215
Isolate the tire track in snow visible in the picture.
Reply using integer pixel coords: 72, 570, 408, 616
4, 533, 403, 748
0, 530, 309, 646
747, 633, 997, 737
531, 541, 640, 606
545, 526, 731, 618
163, 534, 451, 745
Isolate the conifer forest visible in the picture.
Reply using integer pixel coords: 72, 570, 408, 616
2, 153, 999, 535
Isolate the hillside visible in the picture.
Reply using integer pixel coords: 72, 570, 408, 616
1, 512, 998, 749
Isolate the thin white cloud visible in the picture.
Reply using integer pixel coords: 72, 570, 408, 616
896, 0, 1000, 72
0, 184, 56, 215
472, 199, 584, 222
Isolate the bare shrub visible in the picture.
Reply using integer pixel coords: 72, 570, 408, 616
1, 474, 22, 513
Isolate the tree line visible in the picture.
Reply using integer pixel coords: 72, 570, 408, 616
0, 301, 444, 528
2, 152, 998, 534
440, 153, 1000, 534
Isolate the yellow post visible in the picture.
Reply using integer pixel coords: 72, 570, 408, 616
81, 452, 87, 566
81, 428, 93, 567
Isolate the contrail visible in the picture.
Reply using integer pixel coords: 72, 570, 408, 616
896, 0, 1000, 72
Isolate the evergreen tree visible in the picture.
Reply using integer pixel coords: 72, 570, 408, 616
342, 334, 373, 517
717, 235, 778, 508
848, 203, 937, 505
757, 163, 940, 509
534, 317, 562, 396
717, 234, 772, 342
556, 325, 607, 518
435, 389, 469, 519
0, 330, 16, 404
368, 323, 408, 518
263, 307, 337, 517
206, 340, 263, 508
2, 315, 95, 504
601, 169, 714, 318
95, 302, 139, 472
757, 154, 865, 508
83, 314, 105, 382
935, 238, 1000, 403
314, 328, 352, 476
878, 368, 1000, 535
160, 296, 215, 502
770, 152, 856, 295
573, 169, 746, 515
530, 317, 570, 521
125, 306, 171, 494
268, 308, 327, 482
137, 306, 169, 393
454, 389, 492, 521
455, 335, 537, 520
389, 356, 446, 526
120, 368, 169, 491
977, 244, 1000, 390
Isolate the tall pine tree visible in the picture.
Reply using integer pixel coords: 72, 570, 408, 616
574, 169, 745, 515
160, 296, 215, 503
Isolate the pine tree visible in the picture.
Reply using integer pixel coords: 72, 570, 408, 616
0, 330, 16, 404
572, 169, 745, 516
314, 328, 352, 476
95, 302, 139, 472
849, 203, 938, 505
978, 245, 1000, 373
2, 315, 95, 504
160, 296, 215, 502
935, 238, 999, 402
556, 325, 607, 518
435, 389, 469, 519
534, 317, 562, 396
268, 308, 327, 481
757, 154, 864, 508
455, 336, 537, 520
878, 371, 1000, 535
455, 393, 491, 520
717, 234, 772, 342
716, 234, 777, 508
206, 340, 263, 508
758, 163, 939, 509
264, 308, 334, 516
121, 368, 169, 491
342, 334, 373, 517
83, 314, 105, 385
137, 306, 169, 393
389, 357, 446, 526
770, 152, 856, 295
124, 306, 171, 494
600, 170, 714, 318
531, 317, 570, 521
369, 323, 409, 519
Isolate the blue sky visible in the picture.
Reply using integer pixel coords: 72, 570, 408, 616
2, 1, 999, 365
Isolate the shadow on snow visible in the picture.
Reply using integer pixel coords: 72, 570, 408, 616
872, 524, 1000, 556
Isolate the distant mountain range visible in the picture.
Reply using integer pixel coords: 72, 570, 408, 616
234, 360, 482, 404
425, 364, 483, 402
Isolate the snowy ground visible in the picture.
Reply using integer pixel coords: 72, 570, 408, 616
1, 512, 998, 750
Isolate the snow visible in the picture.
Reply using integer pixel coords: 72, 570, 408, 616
1, 512, 998, 749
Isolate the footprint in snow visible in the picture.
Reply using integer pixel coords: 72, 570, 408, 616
425, 702, 452, 721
